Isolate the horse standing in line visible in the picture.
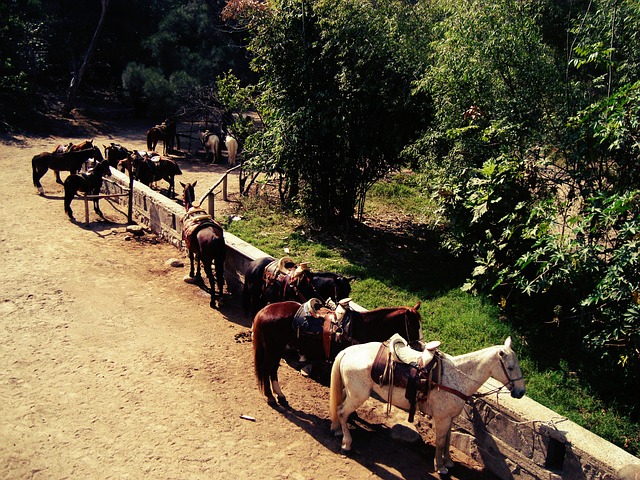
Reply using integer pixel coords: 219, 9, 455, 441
33, 145, 104, 195
63, 160, 112, 221
199, 130, 220, 163
103, 143, 131, 170
131, 151, 182, 198
147, 117, 179, 154
242, 256, 352, 320
181, 181, 226, 308
252, 300, 423, 407
225, 134, 238, 166
329, 337, 525, 475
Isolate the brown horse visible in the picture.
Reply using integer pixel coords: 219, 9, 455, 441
33, 145, 104, 194
146, 117, 179, 154
181, 182, 226, 308
252, 300, 423, 407
103, 143, 131, 170
131, 151, 182, 198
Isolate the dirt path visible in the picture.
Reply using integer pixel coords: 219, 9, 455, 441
0, 118, 494, 479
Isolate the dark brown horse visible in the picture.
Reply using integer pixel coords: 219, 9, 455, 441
181, 182, 226, 308
147, 117, 180, 154
131, 151, 182, 198
103, 143, 131, 170
63, 160, 112, 221
242, 256, 352, 320
33, 145, 104, 195
253, 300, 423, 407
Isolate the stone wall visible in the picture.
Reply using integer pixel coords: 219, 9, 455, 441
103, 170, 640, 480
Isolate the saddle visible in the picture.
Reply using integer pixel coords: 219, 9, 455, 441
262, 258, 305, 300
182, 208, 222, 250
371, 334, 442, 423
293, 298, 355, 360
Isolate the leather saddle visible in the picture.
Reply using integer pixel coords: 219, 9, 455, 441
182, 208, 222, 250
371, 334, 442, 422
262, 257, 302, 300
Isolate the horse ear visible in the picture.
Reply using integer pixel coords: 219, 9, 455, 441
414, 301, 421, 311
193, 180, 197, 187
504, 336, 512, 348
180, 182, 186, 188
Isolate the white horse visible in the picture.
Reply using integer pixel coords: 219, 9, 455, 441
225, 134, 238, 166
329, 337, 526, 475
199, 130, 220, 163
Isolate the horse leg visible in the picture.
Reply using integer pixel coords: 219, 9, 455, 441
214, 250, 225, 307
32, 161, 46, 194
270, 368, 288, 408
55, 170, 63, 185
433, 416, 455, 475
94, 198, 104, 218
64, 186, 76, 220
188, 251, 197, 278
202, 255, 217, 308
168, 176, 175, 198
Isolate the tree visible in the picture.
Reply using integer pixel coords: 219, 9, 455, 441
65, 0, 110, 112
232, 0, 432, 227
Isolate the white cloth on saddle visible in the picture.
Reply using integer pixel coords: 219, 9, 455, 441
389, 333, 440, 367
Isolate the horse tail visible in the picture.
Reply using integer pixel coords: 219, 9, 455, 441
329, 348, 347, 431
252, 313, 269, 395
32, 156, 40, 187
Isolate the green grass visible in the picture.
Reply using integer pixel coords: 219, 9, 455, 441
224, 176, 640, 456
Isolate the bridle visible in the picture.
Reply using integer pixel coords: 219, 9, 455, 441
426, 349, 523, 403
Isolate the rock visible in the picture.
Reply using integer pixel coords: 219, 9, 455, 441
390, 423, 421, 444
166, 258, 184, 268
126, 225, 145, 237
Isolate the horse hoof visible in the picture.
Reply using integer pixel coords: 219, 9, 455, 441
37, 187, 44, 195
437, 466, 449, 475
277, 397, 289, 408
266, 397, 278, 407
183, 276, 197, 284
340, 447, 352, 456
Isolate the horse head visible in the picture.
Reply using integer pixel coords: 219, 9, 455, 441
494, 337, 526, 399
294, 269, 352, 305
181, 181, 197, 211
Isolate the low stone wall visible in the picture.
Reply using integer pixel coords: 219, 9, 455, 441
103, 170, 640, 480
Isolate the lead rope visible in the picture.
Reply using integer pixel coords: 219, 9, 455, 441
382, 351, 395, 416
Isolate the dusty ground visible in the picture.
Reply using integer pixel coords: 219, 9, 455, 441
0, 113, 495, 479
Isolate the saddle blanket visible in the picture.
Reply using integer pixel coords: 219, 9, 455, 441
182, 208, 221, 250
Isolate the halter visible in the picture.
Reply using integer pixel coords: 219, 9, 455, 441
498, 354, 523, 390
427, 349, 523, 403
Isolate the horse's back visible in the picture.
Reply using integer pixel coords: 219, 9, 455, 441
254, 300, 300, 325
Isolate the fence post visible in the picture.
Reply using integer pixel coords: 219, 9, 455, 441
222, 175, 228, 201
208, 193, 215, 217
84, 194, 90, 223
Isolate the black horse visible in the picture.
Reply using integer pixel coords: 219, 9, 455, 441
33, 145, 104, 195
242, 256, 353, 320
103, 143, 131, 170
131, 151, 182, 198
63, 160, 112, 221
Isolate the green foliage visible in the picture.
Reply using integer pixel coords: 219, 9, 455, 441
243, 0, 433, 227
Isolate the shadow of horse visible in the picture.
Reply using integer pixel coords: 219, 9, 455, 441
272, 402, 484, 479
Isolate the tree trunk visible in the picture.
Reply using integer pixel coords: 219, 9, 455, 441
65, 0, 110, 113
